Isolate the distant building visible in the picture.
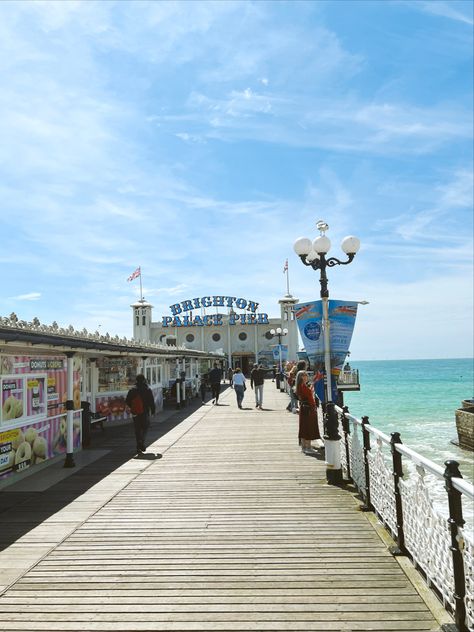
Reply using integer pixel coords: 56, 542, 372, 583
131, 293, 300, 375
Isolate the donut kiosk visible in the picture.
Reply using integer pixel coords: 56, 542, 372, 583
0, 353, 82, 483
92, 356, 164, 424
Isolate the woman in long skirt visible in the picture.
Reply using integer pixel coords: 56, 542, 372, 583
295, 370, 321, 452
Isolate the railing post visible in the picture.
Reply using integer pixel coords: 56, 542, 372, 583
342, 406, 352, 483
389, 432, 407, 556
360, 416, 373, 512
444, 460, 467, 632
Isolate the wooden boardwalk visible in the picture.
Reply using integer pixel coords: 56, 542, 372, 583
0, 384, 442, 631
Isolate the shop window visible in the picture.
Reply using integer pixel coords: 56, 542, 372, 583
238, 332, 247, 341
212, 333, 221, 342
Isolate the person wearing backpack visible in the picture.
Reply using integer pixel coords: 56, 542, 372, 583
126, 374, 156, 454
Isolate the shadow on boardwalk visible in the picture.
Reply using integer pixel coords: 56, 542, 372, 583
0, 392, 212, 551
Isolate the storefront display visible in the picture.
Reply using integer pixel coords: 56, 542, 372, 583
0, 354, 81, 481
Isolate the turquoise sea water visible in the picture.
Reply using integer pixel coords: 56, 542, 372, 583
344, 358, 474, 483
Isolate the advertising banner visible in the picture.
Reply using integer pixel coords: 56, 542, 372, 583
294, 300, 358, 402
0, 413, 82, 479
0, 355, 82, 481
271, 344, 288, 366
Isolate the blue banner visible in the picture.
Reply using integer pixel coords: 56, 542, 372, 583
272, 344, 288, 364
294, 300, 358, 402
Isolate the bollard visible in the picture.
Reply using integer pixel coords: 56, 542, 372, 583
389, 432, 406, 556
444, 460, 467, 632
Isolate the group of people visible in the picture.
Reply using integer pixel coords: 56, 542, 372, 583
125, 359, 322, 457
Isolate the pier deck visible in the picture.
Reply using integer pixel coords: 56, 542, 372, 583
0, 384, 444, 631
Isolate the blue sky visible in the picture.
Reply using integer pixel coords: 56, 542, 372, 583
1, 0, 472, 361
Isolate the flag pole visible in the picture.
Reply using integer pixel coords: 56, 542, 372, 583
139, 267, 143, 301
286, 262, 290, 295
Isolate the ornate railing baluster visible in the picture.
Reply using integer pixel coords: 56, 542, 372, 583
444, 460, 467, 632
361, 416, 373, 512
389, 432, 406, 556
341, 406, 352, 483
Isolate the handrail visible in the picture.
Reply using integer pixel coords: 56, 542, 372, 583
336, 404, 474, 499
335, 402, 474, 632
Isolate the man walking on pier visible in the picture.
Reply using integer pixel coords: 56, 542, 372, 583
250, 363, 266, 410
208, 363, 223, 405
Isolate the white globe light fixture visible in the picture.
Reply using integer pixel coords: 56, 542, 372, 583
293, 237, 312, 256
312, 235, 331, 254
341, 236, 361, 255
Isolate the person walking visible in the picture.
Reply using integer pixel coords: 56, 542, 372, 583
250, 362, 265, 410
232, 367, 246, 409
208, 363, 223, 405
227, 366, 234, 388
199, 374, 208, 404
295, 369, 321, 453
125, 374, 156, 454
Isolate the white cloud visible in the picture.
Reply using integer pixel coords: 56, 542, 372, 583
12, 293, 42, 301
412, 1, 474, 26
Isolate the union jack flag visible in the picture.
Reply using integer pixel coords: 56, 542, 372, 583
283, 259, 288, 273
127, 267, 141, 282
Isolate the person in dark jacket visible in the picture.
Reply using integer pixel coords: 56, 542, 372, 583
125, 374, 156, 453
250, 363, 266, 409
208, 363, 223, 404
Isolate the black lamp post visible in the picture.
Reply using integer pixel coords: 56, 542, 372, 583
270, 326, 288, 390
293, 220, 360, 485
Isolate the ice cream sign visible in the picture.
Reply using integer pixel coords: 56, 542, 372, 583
162, 295, 269, 327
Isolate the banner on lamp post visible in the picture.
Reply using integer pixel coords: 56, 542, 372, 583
294, 300, 358, 402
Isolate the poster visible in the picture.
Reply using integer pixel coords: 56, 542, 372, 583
0, 413, 82, 479
0, 354, 82, 481
294, 300, 358, 402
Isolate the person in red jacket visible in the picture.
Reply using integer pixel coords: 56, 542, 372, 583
295, 370, 321, 453
126, 374, 156, 454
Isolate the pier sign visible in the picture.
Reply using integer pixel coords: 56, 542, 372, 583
162, 295, 269, 327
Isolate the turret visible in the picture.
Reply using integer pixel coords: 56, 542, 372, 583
278, 294, 299, 362
131, 299, 153, 343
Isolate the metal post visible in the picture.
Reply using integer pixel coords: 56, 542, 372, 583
444, 460, 467, 632
360, 416, 373, 511
341, 406, 352, 483
63, 353, 75, 468
389, 432, 406, 556
175, 359, 181, 409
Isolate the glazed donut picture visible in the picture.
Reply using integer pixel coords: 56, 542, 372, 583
14, 441, 32, 465
3, 395, 18, 420
11, 431, 25, 451
32, 436, 47, 459
73, 388, 81, 410
59, 418, 67, 437
25, 427, 38, 445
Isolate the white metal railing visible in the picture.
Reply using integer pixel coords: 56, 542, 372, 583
335, 405, 474, 632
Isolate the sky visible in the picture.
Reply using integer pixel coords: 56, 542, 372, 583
0, 0, 472, 361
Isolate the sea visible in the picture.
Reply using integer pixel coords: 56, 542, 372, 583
343, 358, 474, 484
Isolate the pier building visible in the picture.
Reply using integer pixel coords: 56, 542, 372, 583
131, 292, 300, 375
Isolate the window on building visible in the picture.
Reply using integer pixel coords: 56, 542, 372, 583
212, 333, 221, 342
186, 334, 195, 343
238, 332, 247, 341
